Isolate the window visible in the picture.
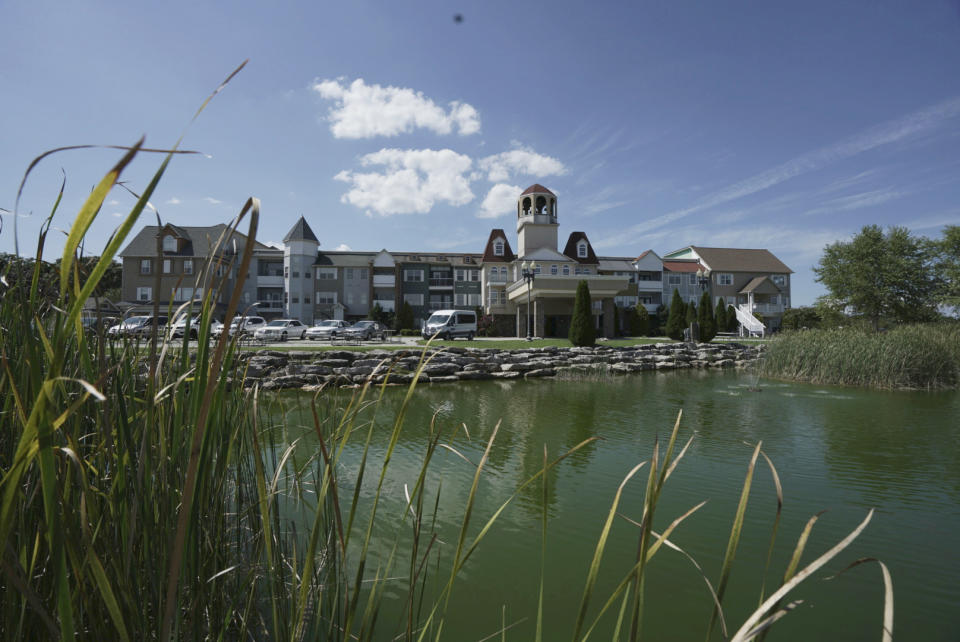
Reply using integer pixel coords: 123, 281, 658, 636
455, 293, 465, 306
493, 240, 504, 256
183, 259, 193, 275
574, 266, 582, 275
499, 290, 507, 304
345, 292, 354, 305
284, 266, 289, 278
304, 296, 310, 304
404, 293, 424, 306
488, 289, 500, 305
316, 292, 337, 304
163, 259, 172, 274
345, 268, 354, 280
534, 264, 542, 275
162, 235, 177, 252
456, 269, 465, 282
292, 296, 299, 304
577, 243, 587, 258
668, 274, 681, 285
562, 265, 570, 276
137, 287, 152, 301
688, 274, 698, 286
582, 268, 591, 275
216, 263, 228, 277
358, 268, 368, 280
317, 268, 337, 280
772, 275, 786, 287
550, 264, 558, 275
140, 259, 152, 275
640, 295, 654, 305
360, 293, 368, 304
717, 273, 733, 286
404, 269, 424, 282
173, 287, 199, 302
292, 271, 299, 278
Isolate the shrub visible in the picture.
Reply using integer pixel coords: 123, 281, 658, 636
632, 303, 650, 336
727, 304, 738, 332
665, 290, 685, 340
685, 300, 697, 326
568, 280, 595, 346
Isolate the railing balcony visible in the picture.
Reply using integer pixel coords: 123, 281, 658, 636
636, 279, 663, 291
427, 301, 453, 312
748, 302, 785, 315
373, 299, 395, 312
373, 274, 395, 287
256, 275, 283, 287
256, 300, 284, 311
487, 274, 508, 284
429, 277, 454, 288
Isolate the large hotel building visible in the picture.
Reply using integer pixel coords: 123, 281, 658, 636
119, 184, 792, 336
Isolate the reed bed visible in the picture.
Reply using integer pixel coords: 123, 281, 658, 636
1, 85, 893, 639
760, 324, 960, 389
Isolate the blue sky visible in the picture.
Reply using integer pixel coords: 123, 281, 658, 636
3, 0, 959, 305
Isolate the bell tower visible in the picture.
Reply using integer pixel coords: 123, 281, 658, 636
516, 184, 558, 258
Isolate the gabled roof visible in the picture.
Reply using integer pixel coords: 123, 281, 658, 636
119, 224, 267, 258
481, 229, 516, 263
562, 232, 598, 264
522, 247, 571, 262
520, 184, 555, 197
662, 260, 703, 273
283, 216, 319, 243
740, 276, 782, 294
675, 246, 793, 274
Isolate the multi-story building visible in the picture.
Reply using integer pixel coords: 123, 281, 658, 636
661, 246, 793, 333
118, 185, 791, 337
118, 222, 270, 318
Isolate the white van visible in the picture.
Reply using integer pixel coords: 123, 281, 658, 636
422, 309, 477, 341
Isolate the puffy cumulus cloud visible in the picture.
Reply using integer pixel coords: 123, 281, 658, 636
334, 243, 352, 251
478, 148, 567, 182
334, 148, 474, 216
478, 183, 521, 219
311, 78, 481, 139
204, 197, 222, 205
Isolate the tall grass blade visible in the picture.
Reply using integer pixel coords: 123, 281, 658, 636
828, 558, 894, 642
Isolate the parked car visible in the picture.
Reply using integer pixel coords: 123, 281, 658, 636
128, 316, 169, 338
304, 319, 350, 341
170, 315, 220, 340
422, 309, 477, 340
108, 316, 149, 337
83, 316, 119, 334
221, 315, 267, 337
342, 320, 385, 341
254, 319, 307, 342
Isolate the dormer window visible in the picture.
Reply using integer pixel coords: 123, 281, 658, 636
577, 242, 587, 258
163, 235, 177, 252
494, 240, 504, 256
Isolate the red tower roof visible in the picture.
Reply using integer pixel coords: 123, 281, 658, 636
520, 184, 555, 196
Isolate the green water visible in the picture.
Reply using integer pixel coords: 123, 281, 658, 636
273, 370, 960, 640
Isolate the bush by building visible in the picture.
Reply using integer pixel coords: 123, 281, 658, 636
568, 280, 596, 346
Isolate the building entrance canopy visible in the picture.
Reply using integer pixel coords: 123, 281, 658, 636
506, 274, 630, 302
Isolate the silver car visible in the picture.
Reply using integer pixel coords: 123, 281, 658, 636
304, 319, 350, 341
342, 320, 385, 341
254, 319, 307, 342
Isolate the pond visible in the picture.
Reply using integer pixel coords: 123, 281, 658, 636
272, 370, 960, 640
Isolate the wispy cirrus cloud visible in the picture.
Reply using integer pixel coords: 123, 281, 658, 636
607, 95, 960, 245
311, 78, 480, 138
166, 197, 181, 205
334, 148, 474, 216
803, 187, 906, 217
204, 197, 222, 205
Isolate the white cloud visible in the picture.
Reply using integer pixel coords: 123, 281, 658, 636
803, 188, 905, 216
478, 147, 567, 182
335, 148, 474, 215
334, 243, 352, 251
204, 197, 222, 205
166, 197, 181, 205
311, 78, 481, 138
478, 184, 521, 219
107, 199, 120, 206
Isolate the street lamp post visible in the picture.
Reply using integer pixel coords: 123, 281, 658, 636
521, 261, 536, 340
696, 267, 711, 290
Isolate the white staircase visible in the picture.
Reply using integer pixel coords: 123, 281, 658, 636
735, 305, 766, 338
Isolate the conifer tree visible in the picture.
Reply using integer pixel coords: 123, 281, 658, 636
727, 304, 738, 332
568, 280, 595, 346
715, 297, 727, 334
698, 290, 717, 342
685, 300, 697, 326
665, 289, 685, 340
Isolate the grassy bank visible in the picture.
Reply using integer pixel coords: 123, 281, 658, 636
760, 323, 960, 389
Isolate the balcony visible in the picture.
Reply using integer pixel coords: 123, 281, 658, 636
636, 279, 663, 292
373, 274, 395, 287
748, 302, 785, 315
256, 300, 284, 311
256, 275, 283, 287
373, 299, 395, 312
429, 277, 453, 288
